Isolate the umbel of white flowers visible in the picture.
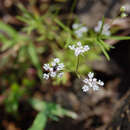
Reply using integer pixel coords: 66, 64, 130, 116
69, 41, 90, 56
43, 58, 64, 80
82, 72, 104, 92
72, 23, 88, 38
94, 21, 111, 36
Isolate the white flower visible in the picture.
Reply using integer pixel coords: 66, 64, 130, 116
77, 41, 81, 46
72, 23, 88, 38
82, 85, 89, 92
43, 73, 49, 80
57, 63, 64, 71
82, 72, 104, 92
97, 80, 104, 86
88, 72, 94, 79
94, 21, 111, 36
43, 58, 64, 80
43, 64, 50, 71
54, 58, 60, 63
80, 27, 88, 32
58, 72, 64, 77
51, 62, 56, 67
69, 41, 90, 56
68, 45, 75, 50
93, 84, 99, 91
72, 23, 81, 29
74, 30, 83, 38
49, 67, 53, 72
50, 71, 56, 77
52, 58, 60, 66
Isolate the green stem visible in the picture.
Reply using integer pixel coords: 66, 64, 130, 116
99, 16, 105, 36
67, 0, 77, 26
71, 0, 77, 13
75, 55, 79, 74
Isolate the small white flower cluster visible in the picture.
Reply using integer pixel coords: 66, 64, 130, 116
43, 58, 64, 80
72, 23, 88, 38
82, 72, 104, 92
94, 21, 111, 36
68, 41, 90, 56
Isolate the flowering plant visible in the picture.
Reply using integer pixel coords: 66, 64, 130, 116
43, 58, 64, 80
42, 5, 129, 92
0, 3, 130, 130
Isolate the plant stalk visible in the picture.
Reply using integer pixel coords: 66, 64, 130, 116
75, 55, 79, 75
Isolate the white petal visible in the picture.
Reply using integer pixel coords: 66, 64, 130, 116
69, 45, 75, 50
50, 72, 56, 77
93, 78, 97, 82
58, 72, 64, 77
43, 73, 49, 80
57, 63, 64, 71
43, 64, 50, 71
51, 62, 56, 67
88, 72, 94, 79
84, 45, 90, 52
80, 26, 88, 32
49, 67, 53, 72
83, 78, 89, 84
77, 41, 82, 46
93, 85, 99, 91
72, 23, 80, 29
97, 80, 104, 86
98, 21, 102, 26
54, 58, 60, 63
82, 85, 89, 92
75, 48, 81, 56
88, 82, 93, 87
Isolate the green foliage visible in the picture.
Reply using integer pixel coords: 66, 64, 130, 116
102, 35, 130, 40
0, 21, 42, 78
28, 43, 42, 78
28, 111, 47, 130
4, 83, 24, 114
29, 98, 77, 130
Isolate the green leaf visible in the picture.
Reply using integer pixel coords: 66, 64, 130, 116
28, 111, 47, 130
49, 103, 77, 119
29, 98, 77, 130
4, 83, 24, 114
28, 43, 42, 78
28, 43, 39, 66
54, 18, 72, 34
99, 16, 105, 36
29, 98, 47, 112
0, 21, 17, 38
22, 78, 35, 87
98, 39, 112, 50
17, 16, 30, 23
0, 22, 19, 50
95, 40, 110, 60
30, 98, 77, 119
102, 36, 130, 40
65, 34, 72, 48
18, 4, 34, 20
